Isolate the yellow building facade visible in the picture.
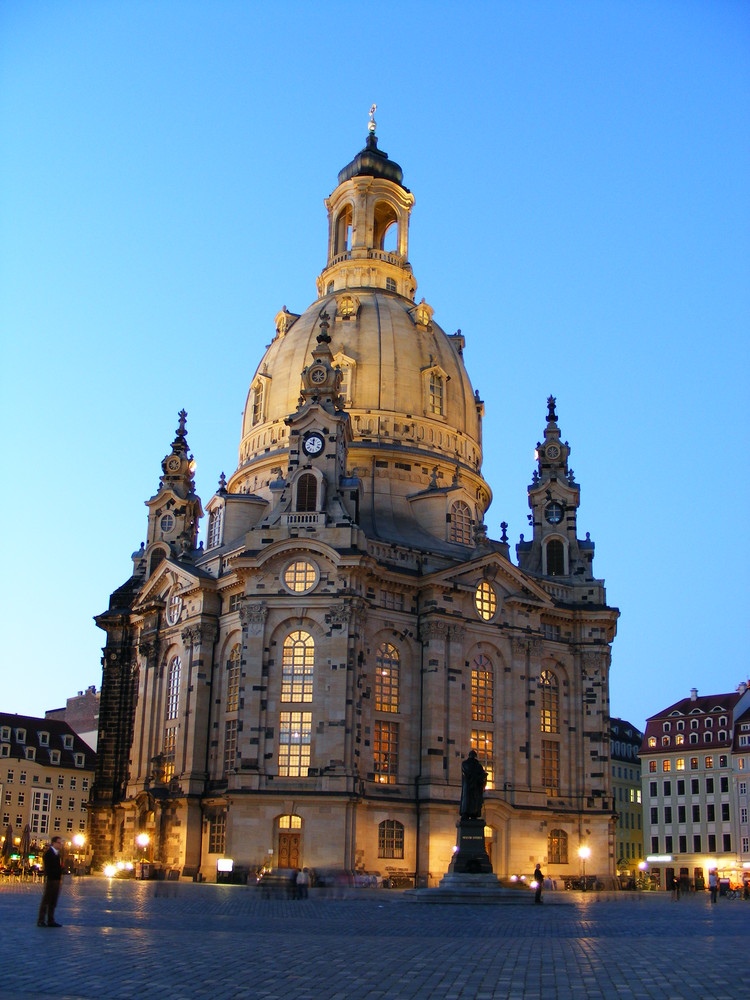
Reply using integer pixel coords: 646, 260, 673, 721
90, 123, 619, 885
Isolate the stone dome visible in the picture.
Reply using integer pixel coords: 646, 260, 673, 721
227, 132, 492, 533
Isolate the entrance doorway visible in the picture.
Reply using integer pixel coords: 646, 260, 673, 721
278, 832, 300, 868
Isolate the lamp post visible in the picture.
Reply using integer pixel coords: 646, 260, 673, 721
136, 833, 150, 878
578, 845, 591, 891
638, 860, 648, 889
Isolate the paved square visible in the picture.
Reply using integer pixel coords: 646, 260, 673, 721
0, 880, 747, 999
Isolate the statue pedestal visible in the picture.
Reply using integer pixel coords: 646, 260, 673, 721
447, 818, 493, 875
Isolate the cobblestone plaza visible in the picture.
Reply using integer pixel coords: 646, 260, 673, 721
0, 880, 748, 999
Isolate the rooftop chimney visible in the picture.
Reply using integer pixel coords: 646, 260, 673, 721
690, 687, 698, 701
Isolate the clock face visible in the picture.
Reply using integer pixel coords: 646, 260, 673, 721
303, 433, 324, 456
545, 444, 560, 460
545, 502, 564, 525
310, 366, 326, 384
166, 457, 180, 472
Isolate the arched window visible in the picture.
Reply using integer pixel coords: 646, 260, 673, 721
539, 670, 559, 734
378, 820, 404, 859
166, 655, 181, 720
373, 200, 398, 251
207, 506, 223, 549
375, 643, 399, 712
548, 828, 568, 864
472, 655, 494, 724
450, 501, 472, 545
251, 381, 264, 425
545, 539, 565, 576
334, 204, 353, 254
149, 548, 165, 576
281, 631, 315, 703
226, 643, 241, 713
429, 373, 444, 415
296, 473, 317, 512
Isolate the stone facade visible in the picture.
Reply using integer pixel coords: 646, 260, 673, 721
90, 123, 620, 884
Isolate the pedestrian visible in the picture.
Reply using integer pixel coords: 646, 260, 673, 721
296, 866, 310, 899
670, 871, 680, 902
37, 836, 64, 927
533, 863, 544, 904
708, 869, 718, 904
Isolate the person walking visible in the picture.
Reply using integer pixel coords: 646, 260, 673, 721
37, 836, 64, 927
708, 868, 718, 904
296, 867, 310, 899
533, 863, 544, 904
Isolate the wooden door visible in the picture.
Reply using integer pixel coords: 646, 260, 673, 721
278, 832, 300, 868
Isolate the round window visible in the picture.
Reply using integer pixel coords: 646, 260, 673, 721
474, 581, 497, 621
282, 560, 319, 594
160, 514, 175, 534
167, 592, 183, 625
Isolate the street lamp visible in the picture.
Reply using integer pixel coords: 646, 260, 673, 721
578, 845, 591, 891
638, 860, 648, 889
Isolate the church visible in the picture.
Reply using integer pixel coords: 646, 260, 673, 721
89, 116, 619, 886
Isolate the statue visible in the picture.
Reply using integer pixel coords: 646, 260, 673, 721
459, 750, 487, 819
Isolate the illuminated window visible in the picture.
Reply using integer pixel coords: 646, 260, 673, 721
662, 760, 671, 772
166, 655, 181, 720
226, 644, 241, 713
450, 501, 472, 544
690, 757, 698, 770
281, 631, 315, 703
649, 760, 657, 773
676, 758, 685, 771
283, 560, 318, 594
378, 819, 404, 859
474, 582, 497, 621
548, 828, 568, 864
539, 670, 559, 734
375, 643, 400, 713
208, 813, 226, 855
675, 734, 684, 746
472, 730, 494, 788
472, 655, 494, 724
31, 790, 51, 835
296, 473, 317, 512
163, 728, 176, 782
648, 737, 656, 747
429, 373, 444, 415
662, 736, 670, 746
278, 814, 302, 830
278, 712, 312, 777
542, 740, 559, 795
374, 721, 399, 784
705, 755, 713, 769
207, 506, 223, 549
224, 719, 237, 774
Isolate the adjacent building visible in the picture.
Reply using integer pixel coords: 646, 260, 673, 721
1, 713, 95, 851
610, 717, 643, 877
640, 683, 750, 890
90, 122, 620, 884
46, 685, 100, 750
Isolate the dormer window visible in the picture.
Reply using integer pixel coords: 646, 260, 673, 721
718, 730, 727, 741
74, 753, 85, 768
690, 719, 699, 730
50, 750, 60, 764
62, 735, 74, 750
704, 732, 712, 743
705, 718, 713, 729
25, 747, 35, 761
719, 716, 727, 727
675, 735, 684, 746
0, 726, 9, 741
449, 500, 472, 545
648, 737, 656, 747
662, 736, 670, 746
39, 732, 49, 747
207, 506, 224, 549
15, 729, 26, 744
677, 720, 685, 731
429, 372, 444, 415
663, 722, 671, 732
689, 733, 698, 744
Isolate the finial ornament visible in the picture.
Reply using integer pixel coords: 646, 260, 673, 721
317, 310, 331, 344
368, 103, 377, 133
546, 395, 557, 423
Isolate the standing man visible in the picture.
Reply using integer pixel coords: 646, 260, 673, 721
533, 863, 544, 904
708, 868, 718, 904
37, 836, 64, 927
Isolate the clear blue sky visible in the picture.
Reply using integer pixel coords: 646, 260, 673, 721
2, 1, 748, 733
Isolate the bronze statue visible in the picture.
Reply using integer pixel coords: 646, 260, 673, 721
460, 750, 487, 819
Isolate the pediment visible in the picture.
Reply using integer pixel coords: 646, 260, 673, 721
424, 552, 554, 606
136, 559, 204, 608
